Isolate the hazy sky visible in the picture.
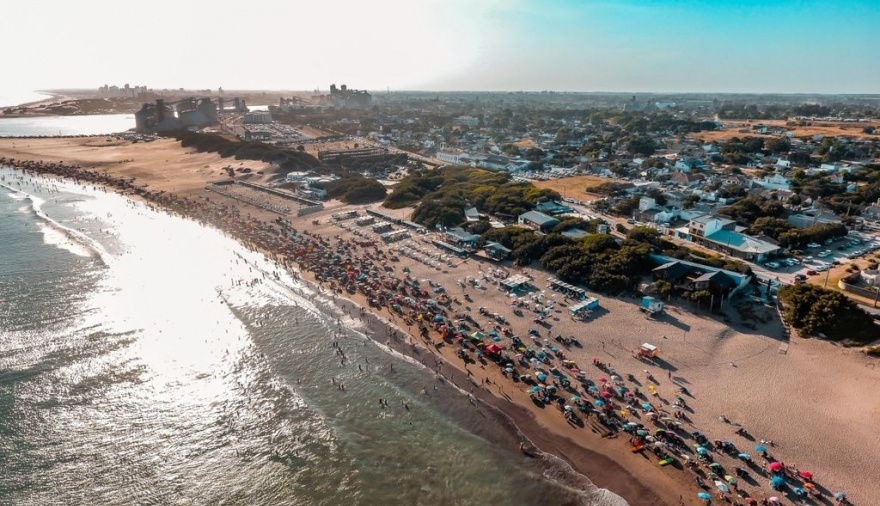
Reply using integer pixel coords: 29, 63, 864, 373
3, 0, 878, 94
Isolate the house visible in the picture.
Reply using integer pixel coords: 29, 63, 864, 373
518, 211, 560, 232
652, 260, 743, 306
484, 242, 511, 260
688, 215, 736, 238
861, 200, 880, 221
787, 209, 843, 229
670, 171, 704, 187
752, 174, 792, 191
561, 228, 589, 239
700, 229, 781, 262
535, 200, 574, 215
463, 206, 481, 222
445, 227, 480, 247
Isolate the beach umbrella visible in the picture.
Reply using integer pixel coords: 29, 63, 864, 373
714, 481, 729, 493
834, 492, 847, 501
799, 471, 813, 480
793, 487, 806, 497
697, 492, 711, 501
537, 373, 548, 382
530, 386, 541, 393
595, 400, 605, 407
770, 476, 785, 489
724, 475, 736, 484
636, 430, 649, 437
601, 391, 612, 399
768, 462, 783, 473
744, 498, 757, 505
803, 482, 815, 490
754, 445, 767, 452
708, 463, 723, 470
768, 498, 780, 505
588, 385, 599, 392
571, 396, 581, 403
617, 386, 629, 395
695, 446, 709, 455
654, 429, 666, 435
737, 453, 751, 461
611, 375, 621, 381
598, 376, 608, 382
641, 403, 652, 411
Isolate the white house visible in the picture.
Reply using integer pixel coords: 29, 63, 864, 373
753, 174, 792, 191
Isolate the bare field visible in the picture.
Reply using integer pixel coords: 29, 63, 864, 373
692, 118, 880, 142
532, 174, 612, 200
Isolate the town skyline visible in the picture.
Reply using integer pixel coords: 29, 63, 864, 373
3, 0, 878, 95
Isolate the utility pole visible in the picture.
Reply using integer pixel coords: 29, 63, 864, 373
823, 267, 832, 288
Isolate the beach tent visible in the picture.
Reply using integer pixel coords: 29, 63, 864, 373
484, 344, 503, 356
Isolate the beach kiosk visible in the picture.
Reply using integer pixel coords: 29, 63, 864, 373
638, 343, 659, 358
640, 296, 664, 315
569, 297, 600, 316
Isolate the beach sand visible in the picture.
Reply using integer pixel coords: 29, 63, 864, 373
2, 136, 878, 506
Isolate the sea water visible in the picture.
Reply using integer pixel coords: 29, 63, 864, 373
0, 167, 629, 505
0, 114, 134, 137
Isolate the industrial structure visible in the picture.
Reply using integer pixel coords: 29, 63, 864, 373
135, 97, 246, 133
326, 84, 372, 109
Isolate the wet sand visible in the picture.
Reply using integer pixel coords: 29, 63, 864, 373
2, 136, 878, 506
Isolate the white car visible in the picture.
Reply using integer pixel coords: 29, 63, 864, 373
766, 262, 781, 269
817, 251, 829, 257
807, 242, 821, 248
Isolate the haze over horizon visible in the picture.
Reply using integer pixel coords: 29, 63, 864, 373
4, 0, 879, 95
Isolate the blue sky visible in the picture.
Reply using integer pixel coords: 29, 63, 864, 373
1, 0, 877, 93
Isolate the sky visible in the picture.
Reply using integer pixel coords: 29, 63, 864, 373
2, 0, 878, 94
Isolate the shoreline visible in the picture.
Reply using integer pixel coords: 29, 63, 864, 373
0, 157, 677, 505
2, 136, 878, 506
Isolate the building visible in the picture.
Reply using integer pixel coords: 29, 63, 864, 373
484, 242, 511, 260
327, 84, 372, 109
452, 115, 479, 128
700, 229, 781, 262
752, 174, 792, 191
436, 149, 471, 165
652, 259, 745, 308
535, 200, 573, 215
518, 211, 560, 232
463, 206, 481, 222
243, 111, 273, 124
445, 227, 480, 248
688, 215, 736, 238
135, 97, 219, 133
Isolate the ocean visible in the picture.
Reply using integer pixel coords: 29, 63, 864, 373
0, 114, 135, 137
0, 167, 628, 505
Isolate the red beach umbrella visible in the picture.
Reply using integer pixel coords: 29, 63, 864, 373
799, 471, 813, 480
768, 462, 783, 473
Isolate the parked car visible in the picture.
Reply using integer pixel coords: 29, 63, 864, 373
766, 261, 780, 269
806, 269, 818, 276
817, 251, 829, 257
807, 242, 821, 248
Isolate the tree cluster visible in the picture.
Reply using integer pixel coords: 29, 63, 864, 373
383, 166, 559, 228
167, 131, 322, 173
778, 284, 876, 344
321, 174, 387, 204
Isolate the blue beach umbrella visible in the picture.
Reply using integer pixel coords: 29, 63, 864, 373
696, 446, 709, 456
770, 476, 785, 489
697, 492, 711, 500
588, 385, 599, 392
737, 453, 751, 461
754, 445, 767, 452
595, 400, 605, 407
537, 373, 548, 382
641, 403, 652, 411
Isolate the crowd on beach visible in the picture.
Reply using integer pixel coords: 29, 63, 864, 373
0, 155, 858, 506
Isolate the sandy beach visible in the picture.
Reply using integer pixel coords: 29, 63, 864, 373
1, 136, 878, 506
